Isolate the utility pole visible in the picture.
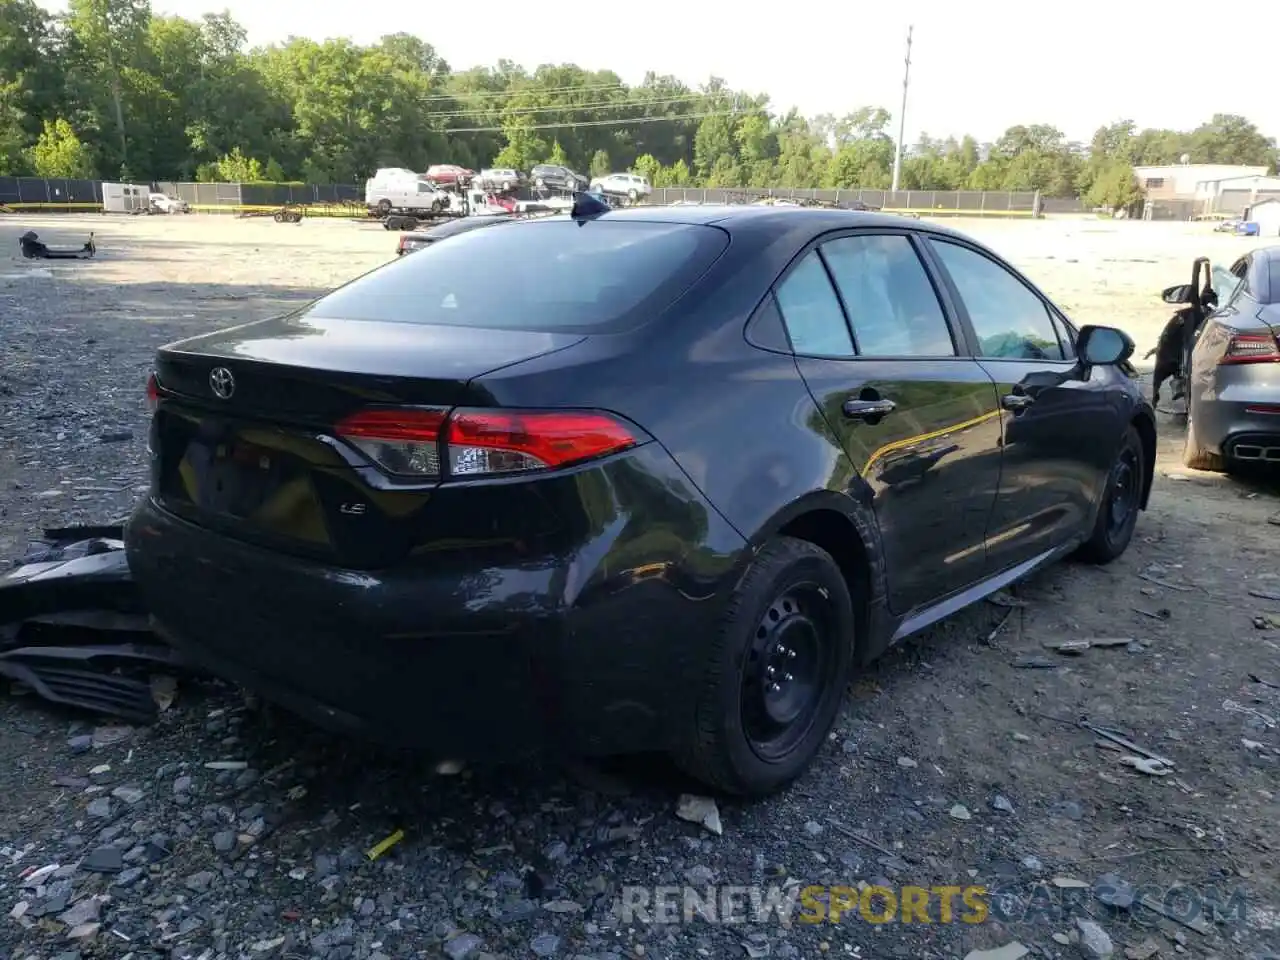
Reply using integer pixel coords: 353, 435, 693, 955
890, 24, 913, 194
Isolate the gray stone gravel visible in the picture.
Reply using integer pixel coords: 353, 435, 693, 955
1, 216, 1277, 960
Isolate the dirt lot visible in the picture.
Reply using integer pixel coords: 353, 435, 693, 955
0, 212, 1277, 960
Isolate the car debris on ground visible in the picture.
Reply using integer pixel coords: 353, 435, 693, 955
17, 230, 96, 260
1, 525, 189, 723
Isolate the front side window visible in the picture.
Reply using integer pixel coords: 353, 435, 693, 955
774, 251, 854, 357
820, 234, 956, 357
931, 240, 1067, 360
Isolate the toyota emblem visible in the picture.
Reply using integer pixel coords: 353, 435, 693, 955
209, 366, 236, 399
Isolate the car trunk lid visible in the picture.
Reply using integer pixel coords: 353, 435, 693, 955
149, 317, 585, 568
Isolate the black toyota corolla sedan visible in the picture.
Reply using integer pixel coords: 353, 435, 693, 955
125, 204, 1156, 796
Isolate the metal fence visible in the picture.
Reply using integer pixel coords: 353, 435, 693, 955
154, 181, 363, 211
0, 175, 1057, 218
645, 187, 1042, 215
0, 176, 104, 209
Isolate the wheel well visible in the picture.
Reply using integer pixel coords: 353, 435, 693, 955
777, 509, 870, 655
1132, 412, 1157, 508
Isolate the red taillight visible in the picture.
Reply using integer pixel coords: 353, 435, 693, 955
446, 409, 637, 476
1220, 333, 1280, 364
146, 372, 159, 411
333, 407, 637, 479
335, 408, 446, 477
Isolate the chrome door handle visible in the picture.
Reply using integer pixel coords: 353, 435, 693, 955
843, 398, 896, 420
1001, 393, 1034, 411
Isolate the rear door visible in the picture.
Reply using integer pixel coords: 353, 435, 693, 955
772, 229, 1004, 614
924, 236, 1116, 571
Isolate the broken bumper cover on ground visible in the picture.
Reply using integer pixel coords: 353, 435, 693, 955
1, 526, 187, 722
124, 498, 732, 761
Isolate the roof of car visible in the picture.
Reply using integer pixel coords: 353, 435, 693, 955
538, 203, 967, 237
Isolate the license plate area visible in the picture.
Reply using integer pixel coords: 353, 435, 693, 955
157, 412, 333, 547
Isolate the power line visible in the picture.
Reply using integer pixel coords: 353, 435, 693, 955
442, 110, 740, 135
416, 81, 636, 102
422, 94, 719, 123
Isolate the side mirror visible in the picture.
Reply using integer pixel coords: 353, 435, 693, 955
1162, 283, 1193, 304
1077, 325, 1134, 366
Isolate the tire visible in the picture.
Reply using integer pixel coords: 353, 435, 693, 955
1181, 403, 1224, 471
272, 211, 284, 222
673, 537, 855, 797
628, 189, 639, 202
376, 199, 391, 216
1076, 425, 1145, 564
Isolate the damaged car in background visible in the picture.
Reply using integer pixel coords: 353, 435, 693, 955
123, 201, 1156, 796
1163, 245, 1280, 472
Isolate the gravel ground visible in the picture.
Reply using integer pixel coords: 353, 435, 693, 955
1, 213, 1278, 960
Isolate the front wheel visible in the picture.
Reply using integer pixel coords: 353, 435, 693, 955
673, 537, 854, 796
1076, 425, 1145, 563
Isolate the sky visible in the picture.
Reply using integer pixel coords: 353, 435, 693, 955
36, 0, 1280, 146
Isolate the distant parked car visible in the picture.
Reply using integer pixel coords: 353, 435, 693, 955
530, 164, 588, 193
589, 173, 652, 201
149, 193, 190, 214
476, 168, 522, 192
424, 165, 474, 188
129, 205, 1156, 798
396, 214, 517, 255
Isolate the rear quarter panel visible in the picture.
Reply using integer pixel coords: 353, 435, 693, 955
474, 216, 872, 544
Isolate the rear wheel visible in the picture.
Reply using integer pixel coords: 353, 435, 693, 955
674, 537, 854, 796
1077, 426, 1145, 563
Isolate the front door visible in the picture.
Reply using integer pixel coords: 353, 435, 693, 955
772, 232, 1004, 615
925, 236, 1111, 572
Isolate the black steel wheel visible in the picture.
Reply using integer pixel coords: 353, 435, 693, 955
740, 584, 841, 762
1105, 444, 1138, 540
1076, 425, 1146, 563
674, 536, 855, 796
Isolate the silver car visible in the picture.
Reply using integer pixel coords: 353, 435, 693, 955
1183, 245, 1280, 471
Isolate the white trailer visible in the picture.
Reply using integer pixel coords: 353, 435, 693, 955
101, 182, 150, 214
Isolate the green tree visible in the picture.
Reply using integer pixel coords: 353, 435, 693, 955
27, 117, 94, 176
212, 145, 262, 181
66, 0, 150, 174
1085, 161, 1143, 215
589, 149, 610, 176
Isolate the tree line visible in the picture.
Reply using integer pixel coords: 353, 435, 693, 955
2, 0, 1276, 208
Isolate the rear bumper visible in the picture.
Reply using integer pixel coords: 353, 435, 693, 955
124, 451, 746, 760
1193, 391, 1280, 459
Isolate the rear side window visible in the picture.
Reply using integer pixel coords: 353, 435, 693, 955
931, 240, 1067, 361
820, 234, 956, 357
774, 251, 854, 357
305, 220, 729, 333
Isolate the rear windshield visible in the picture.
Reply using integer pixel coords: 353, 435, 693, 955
305, 219, 729, 333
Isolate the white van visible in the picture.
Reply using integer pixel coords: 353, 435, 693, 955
364, 168, 452, 217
